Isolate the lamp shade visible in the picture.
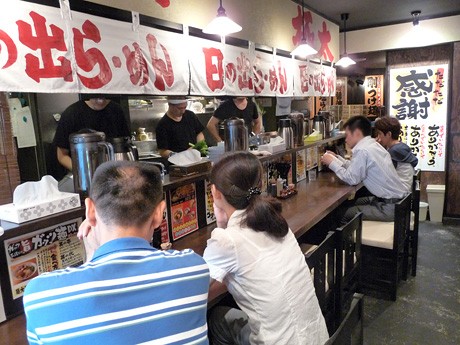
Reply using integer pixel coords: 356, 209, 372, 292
335, 55, 356, 67
203, 14, 242, 36
290, 39, 317, 57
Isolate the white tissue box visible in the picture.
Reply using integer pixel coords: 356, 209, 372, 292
258, 143, 286, 154
0, 193, 80, 224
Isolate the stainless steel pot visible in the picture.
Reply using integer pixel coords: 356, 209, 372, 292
288, 113, 305, 147
70, 131, 114, 199
224, 117, 249, 152
110, 136, 139, 161
278, 118, 294, 149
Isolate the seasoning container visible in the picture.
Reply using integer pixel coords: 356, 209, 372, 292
276, 177, 284, 197
137, 128, 148, 141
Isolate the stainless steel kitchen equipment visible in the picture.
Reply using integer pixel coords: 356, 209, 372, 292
278, 118, 294, 149
224, 117, 249, 152
318, 111, 332, 138
69, 131, 114, 199
312, 114, 326, 138
288, 113, 305, 147
110, 137, 139, 161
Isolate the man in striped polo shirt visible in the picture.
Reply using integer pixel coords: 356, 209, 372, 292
23, 161, 210, 345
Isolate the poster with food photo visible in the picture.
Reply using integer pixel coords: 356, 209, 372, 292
5, 218, 84, 299
296, 149, 307, 182
170, 183, 198, 240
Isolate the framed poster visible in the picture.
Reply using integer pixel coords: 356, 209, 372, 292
296, 149, 307, 182
169, 183, 199, 240
205, 179, 216, 225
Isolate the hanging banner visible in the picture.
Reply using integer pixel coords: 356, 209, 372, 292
293, 60, 336, 97
223, 44, 254, 96
365, 75, 384, 107
189, 36, 226, 96
389, 65, 448, 171
0, 1, 188, 94
273, 55, 294, 97
252, 51, 275, 96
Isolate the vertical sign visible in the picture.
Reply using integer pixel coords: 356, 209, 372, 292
365, 75, 384, 107
390, 65, 448, 171
205, 179, 216, 225
169, 183, 198, 240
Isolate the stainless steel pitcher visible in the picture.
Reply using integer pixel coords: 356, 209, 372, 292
224, 117, 249, 152
288, 113, 305, 147
278, 118, 294, 149
312, 115, 325, 138
110, 136, 139, 161
70, 131, 114, 199
318, 111, 332, 138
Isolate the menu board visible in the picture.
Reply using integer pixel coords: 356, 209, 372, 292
306, 146, 318, 170
296, 149, 307, 182
205, 180, 216, 225
4, 218, 84, 299
169, 183, 198, 241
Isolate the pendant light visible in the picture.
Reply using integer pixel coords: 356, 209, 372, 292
290, 0, 318, 57
203, 0, 242, 36
335, 13, 356, 67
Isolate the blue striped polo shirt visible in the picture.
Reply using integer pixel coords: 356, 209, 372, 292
23, 237, 210, 345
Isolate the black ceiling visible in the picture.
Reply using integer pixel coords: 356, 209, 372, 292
298, 0, 460, 31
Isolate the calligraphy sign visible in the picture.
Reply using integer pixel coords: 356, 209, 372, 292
293, 60, 336, 97
365, 75, 384, 107
389, 65, 448, 171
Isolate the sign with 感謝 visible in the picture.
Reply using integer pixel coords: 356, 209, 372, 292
389, 65, 448, 171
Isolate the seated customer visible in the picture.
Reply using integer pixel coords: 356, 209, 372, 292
204, 152, 329, 345
23, 161, 209, 345
375, 116, 418, 192
321, 116, 407, 222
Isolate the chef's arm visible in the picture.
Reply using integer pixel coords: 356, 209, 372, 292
252, 116, 262, 134
158, 149, 174, 159
57, 147, 72, 171
196, 132, 205, 143
207, 116, 223, 142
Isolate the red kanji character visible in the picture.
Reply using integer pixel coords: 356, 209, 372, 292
73, 20, 112, 89
0, 30, 17, 69
16, 11, 72, 82
122, 42, 149, 86
236, 53, 253, 91
276, 61, 288, 94
146, 34, 174, 91
226, 62, 237, 84
202, 47, 224, 92
317, 22, 334, 62
292, 5, 314, 46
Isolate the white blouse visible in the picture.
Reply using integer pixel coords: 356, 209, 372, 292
203, 210, 329, 345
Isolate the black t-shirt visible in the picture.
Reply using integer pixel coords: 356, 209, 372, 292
213, 99, 258, 132
155, 110, 205, 152
53, 100, 130, 150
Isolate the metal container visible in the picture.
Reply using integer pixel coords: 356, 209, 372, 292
257, 132, 271, 145
318, 111, 332, 138
303, 109, 311, 136
69, 131, 114, 199
278, 118, 294, 149
224, 117, 249, 152
312, 114, 325, 138
288, 113, 305, 147
110, 137, 139, 161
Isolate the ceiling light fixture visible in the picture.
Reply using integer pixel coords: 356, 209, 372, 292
335, 13, 356, 68
290, 0, 318, 57
203, 0, 242, 36
411, 10, 421, 26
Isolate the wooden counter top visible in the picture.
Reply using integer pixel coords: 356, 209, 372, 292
173, 172, 359, 255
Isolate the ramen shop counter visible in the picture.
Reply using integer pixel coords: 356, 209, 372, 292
0, 207, 85, 322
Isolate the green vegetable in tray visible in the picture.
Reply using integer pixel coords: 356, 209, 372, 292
189, 140, 209, 157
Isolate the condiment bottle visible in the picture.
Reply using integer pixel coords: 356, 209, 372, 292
137, 128, 148, 141
276, 177, 284, 197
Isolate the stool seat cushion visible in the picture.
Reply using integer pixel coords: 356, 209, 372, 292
362, 221, 394, 250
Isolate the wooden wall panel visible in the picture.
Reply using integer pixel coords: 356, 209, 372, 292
0, 92, 20, 204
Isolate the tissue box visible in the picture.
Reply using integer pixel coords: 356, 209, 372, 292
0, 192, 81, 224
258, 143, 286, 154
169, 160, 212, 177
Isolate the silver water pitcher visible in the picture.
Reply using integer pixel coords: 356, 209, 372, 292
224, 117, 249, 152
278, 118, 294, 149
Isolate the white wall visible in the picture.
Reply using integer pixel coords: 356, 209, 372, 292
343, 15, 460, 54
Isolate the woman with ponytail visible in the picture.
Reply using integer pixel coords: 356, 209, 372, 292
204, 152, 328, 345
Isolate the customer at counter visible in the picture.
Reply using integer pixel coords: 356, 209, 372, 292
321, 115, 407, 222
375, 116, 418, 192
156, 96, 205, 158
53, 94, 130, 191
204, 152, 329, 345
206, 97, 262, 143
23, 161, 210, 345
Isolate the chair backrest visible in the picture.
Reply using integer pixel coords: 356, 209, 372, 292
335, 212, 362, 323
393, 193, 412, 250
305, 231, 337, 334
325, 293, 364, 345
412, 170, 421, 228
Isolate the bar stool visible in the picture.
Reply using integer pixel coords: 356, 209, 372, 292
360, 193, 412, 301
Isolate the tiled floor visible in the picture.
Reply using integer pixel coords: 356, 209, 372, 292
363, 221, 460, 345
